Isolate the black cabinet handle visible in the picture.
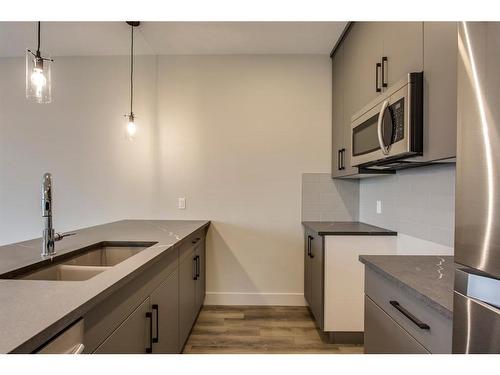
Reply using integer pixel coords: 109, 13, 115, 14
389, 300, 430, 330
193, 256, 198, 280
337, 149, 341, 171
192, 237, 200, 245
145, 312, 153, 353
152, 304, 159, 343
375, 63, 382, 92
195, 255, 200, 278
309, 236, 314, 258
382, 57, 388, 88
341, 148, 346, 170
307, 235, 313, 257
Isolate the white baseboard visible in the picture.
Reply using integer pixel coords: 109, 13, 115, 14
205, 292, 307, 306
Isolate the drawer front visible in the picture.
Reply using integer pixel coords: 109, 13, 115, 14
178, 229, 204, 262
365, 296, 428, 354
365, 268, 452, 353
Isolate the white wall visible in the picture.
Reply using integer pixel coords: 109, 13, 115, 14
0, 56, 159, 245
156, 55, 332, 305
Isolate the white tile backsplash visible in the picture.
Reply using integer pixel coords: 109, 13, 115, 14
302, 165, 455, 248
359, 164, 455, 247
301, 173, 359, 222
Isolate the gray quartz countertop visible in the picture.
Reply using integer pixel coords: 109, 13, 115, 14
359, 255, 455, 319
303, 221, 397, 236
0, 219, 210, 354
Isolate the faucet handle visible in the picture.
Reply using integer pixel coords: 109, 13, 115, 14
54, 232, 77, 242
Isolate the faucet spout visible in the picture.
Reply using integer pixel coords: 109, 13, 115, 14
41, 173, 75, 258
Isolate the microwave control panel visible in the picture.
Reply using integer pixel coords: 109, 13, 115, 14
390, 98, 405, 143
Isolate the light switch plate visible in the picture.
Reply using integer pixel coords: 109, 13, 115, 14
178, 197, 186, 210
376, 200, 382, 214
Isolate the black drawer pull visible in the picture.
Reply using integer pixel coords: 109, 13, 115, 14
145, 312, 153, 353
192, 237, 201, 245
307, 235, 313, 257
152, 304, 159, 343
389, 300, 430, 330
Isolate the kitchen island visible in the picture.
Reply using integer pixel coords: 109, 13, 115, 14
0, 219, 210, 354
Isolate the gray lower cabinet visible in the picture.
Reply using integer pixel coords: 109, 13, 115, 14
179, 249, 197, 348
304, 229, 324, 331
82, 226, 208, 354
150, 269, 179, 353
195, 239, 206, 312
365, 296, 429, 354
94, 297, 151, 354
363, 267, 452, 353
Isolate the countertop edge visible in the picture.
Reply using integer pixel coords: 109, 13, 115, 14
359, 255, 453, 320
302, 221, 397, 236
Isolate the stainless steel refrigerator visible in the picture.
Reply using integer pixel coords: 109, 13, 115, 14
453, 22, 500, 353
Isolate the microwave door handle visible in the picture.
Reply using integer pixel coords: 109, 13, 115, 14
377, 99, 390, 155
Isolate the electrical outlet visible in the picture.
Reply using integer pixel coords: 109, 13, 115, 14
376, 200, 382, 214
178, 197, 186, 210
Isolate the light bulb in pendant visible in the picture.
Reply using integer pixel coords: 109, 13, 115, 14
126, 113, 137, 139
31, 65, 46, 98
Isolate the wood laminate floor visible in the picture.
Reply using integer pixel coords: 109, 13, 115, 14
183, 305, 364, 354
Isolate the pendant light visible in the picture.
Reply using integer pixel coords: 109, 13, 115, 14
125, 21, 140, 139
26, 22, 53, 104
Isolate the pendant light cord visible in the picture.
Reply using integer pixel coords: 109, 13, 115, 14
37, 21, 41, 53
130, 25, 134, 114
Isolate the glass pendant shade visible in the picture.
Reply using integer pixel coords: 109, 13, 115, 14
126, 113, 137, 139
26, 49, 52, 104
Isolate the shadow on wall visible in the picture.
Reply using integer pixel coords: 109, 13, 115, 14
205, 220, 305, 305
206, 222, 259, 294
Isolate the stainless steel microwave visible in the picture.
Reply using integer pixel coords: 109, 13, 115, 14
350, 72, 423, 168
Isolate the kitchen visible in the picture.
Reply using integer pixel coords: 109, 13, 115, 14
0, 1, 499, 372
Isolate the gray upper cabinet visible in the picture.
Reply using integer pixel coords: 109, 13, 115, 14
150, 269, 179, 354
331, 22, 457, 179
94, 297, 151, 354
413, 22, 457, 163
380, 22, 424, 87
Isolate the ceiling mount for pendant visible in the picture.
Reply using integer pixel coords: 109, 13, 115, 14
126, 21, 141, 27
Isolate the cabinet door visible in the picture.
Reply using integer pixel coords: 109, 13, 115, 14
195, 239, 206, 312
304, 231, 312, 307
364, 296, 428, 354
151, 269, 179, 354
309, 234, 324, 330
332, 44, 345, 178
417, 22, 457, 162
344, 22, 384, 114
380, 22, 424, 87
179, 251, 197, 348
94, 297, 151, 354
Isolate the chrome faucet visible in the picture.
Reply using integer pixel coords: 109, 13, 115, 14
42, 173, 75, 258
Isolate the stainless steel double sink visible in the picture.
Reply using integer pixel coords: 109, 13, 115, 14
7, 241, 157, 281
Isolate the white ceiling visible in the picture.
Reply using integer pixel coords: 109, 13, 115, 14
0, 22, 347, 57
